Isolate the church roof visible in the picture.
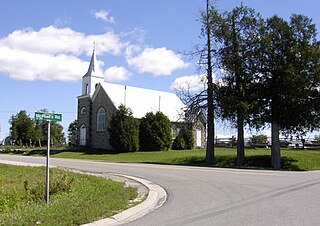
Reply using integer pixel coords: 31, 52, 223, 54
99, 82, 186, 122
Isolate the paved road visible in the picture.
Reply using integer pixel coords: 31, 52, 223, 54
1, 154, 320, 226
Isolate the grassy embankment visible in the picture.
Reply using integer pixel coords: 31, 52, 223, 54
48, 148, 320, 171
0, 164, 139, 225
2, 146, 320, 171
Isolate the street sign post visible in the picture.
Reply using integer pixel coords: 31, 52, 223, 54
34, 112, 62, 204
35, 112, 62, 122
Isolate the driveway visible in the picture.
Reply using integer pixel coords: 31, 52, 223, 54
1, 154, 319, 225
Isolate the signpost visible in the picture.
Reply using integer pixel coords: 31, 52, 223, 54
35, 112, 62, 204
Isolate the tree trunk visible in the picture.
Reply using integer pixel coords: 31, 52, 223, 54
236, 114, 245, 166
271, 120, 281, 169
205, 0, 214, 164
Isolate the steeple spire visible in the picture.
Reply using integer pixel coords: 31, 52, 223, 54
87, 49, 96, 74
83, 45, 103, 78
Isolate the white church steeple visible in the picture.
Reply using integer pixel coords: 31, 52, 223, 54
82, 49, 104, 96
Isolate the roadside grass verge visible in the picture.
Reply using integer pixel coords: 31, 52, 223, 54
45, 148, 320, 171
0, 164, 138, 225
2, 146, 320, 170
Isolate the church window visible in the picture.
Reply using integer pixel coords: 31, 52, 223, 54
97, 107, 106, 131
95, 83, 98, 89
86, 84, 89, 94
79, 124, 86, 146
80, 107, 86, 114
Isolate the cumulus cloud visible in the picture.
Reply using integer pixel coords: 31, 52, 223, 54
0, 24, 189, 81
126, 47, 189, 76
0, 25, 123, 81
94, 10, 114, 23
104, 66, 131, 81
0, 26, 122, 56
170, 74, 207, 91
0, 46, 87, 81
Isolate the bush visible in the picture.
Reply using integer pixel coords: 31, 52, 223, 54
172, 128, 195, 150
139, 112, 172, 151
172, 135, 185, 150
23, 173, 74, 203
109, 105, 139, 153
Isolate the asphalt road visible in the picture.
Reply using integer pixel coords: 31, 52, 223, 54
1, 154, 320, 226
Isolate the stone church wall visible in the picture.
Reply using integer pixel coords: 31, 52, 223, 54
91, 88, 117, 150
77, 96, 92, 148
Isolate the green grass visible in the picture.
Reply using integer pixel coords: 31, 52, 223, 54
48, 148, 320, 171
0, 164, 138, 225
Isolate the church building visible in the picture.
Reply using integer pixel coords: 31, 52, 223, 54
77, 50, 206, 150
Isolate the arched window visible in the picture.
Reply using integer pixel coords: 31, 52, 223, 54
97, 107, 106, 131
85, 84, 89, 94
95, 83, 98, 89
80, 107, 86, 114
79, 124, 86, 146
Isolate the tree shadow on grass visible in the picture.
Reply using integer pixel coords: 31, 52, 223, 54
166, 155, 303, 171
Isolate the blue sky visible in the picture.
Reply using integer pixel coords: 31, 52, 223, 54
0, 0, 319, 141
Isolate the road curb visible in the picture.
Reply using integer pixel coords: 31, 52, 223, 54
83, 174, 167, 226
0, 159, 167, 226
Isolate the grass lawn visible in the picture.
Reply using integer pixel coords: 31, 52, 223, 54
0, 164, 138, 225
47, 148, 320, 171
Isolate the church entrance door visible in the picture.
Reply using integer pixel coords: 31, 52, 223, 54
196, 129, 202, 147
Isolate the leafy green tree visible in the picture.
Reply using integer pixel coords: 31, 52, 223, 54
258, 15, 320, 169
50, 122, 65, 146
68, 120, 78, 147
139, 112, 172, 151
211, 4, 263, 166
109, 105, 139, 153
10, 110, 35, 146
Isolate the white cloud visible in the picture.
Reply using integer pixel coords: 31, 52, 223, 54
0, 25, 188, 82
94, 10, 114, 23
126, 47, 189, 76
0, 25, 124, 81
0, 26, 122, 56
170, 74, 207, 91
0, 46, 87, 81
104, 66, 131, 81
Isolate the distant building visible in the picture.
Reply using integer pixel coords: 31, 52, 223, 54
77, 50, 206, 150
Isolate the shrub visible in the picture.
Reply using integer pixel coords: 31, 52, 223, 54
23, 172, 74, 203
172, 128, 195, 150
172, 135, 185, 150
139, 112, 172, 151
109, 105, 139, 153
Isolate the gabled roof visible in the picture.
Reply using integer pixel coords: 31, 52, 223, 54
98, 82, 186, 122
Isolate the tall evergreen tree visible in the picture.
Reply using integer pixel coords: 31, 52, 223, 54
109, 105, 139, 153
139, 111, 172, 151
258, 15, 320, 169
211, 4, 263, 166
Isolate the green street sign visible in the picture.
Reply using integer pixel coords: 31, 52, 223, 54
35, 112, 62, 122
